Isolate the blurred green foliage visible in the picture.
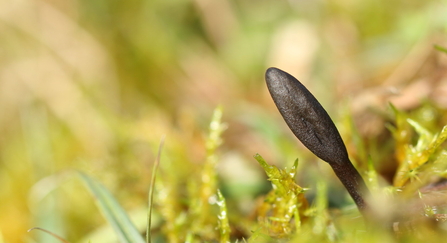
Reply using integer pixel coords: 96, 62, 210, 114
1, 0, 447, 242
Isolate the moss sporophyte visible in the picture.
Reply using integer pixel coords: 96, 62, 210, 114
265, 67, 447, 233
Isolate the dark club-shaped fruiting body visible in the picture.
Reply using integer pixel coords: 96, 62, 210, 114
265, 67, 368, 212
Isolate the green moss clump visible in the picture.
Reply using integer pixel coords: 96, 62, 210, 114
254, 154, 308, 238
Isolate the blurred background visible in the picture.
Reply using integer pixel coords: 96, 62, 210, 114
1, 0, 447, 242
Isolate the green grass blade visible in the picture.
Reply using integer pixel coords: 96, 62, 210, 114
146, 135, 165, 243
27, 227, 70, 243
78, 172, 145, 243
434, 44, 447, 53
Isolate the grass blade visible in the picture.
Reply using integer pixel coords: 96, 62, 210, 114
146, 135, 165, 243
434, 44, 447, 54
78, 172, 145, 243
27, 227, 70, 243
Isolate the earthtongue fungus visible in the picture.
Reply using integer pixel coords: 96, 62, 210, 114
265, 67, 369, 212
264, 67, 447, 233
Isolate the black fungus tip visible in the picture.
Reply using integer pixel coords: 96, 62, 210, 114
265, 67, 349, 166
